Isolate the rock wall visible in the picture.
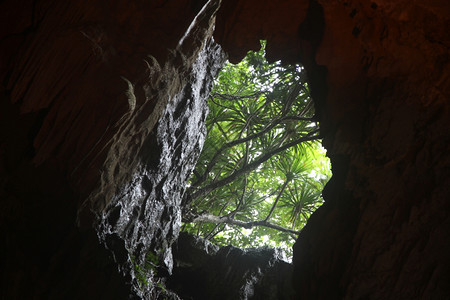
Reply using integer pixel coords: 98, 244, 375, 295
1, 0, 449, 299
1, 0, 225, 298
215, 0, 449, 298
97, 39, 225, 298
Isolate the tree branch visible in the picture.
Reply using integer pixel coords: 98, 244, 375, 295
192, 117, 317, 188
211, 91, 264, 101
186, 130, 321, 204
192, 84, 314, 189
192, 116, 285, 187
188, 213, 300, 235
264, 179, 289, 222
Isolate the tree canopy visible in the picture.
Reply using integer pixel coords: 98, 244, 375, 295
181, 41, 331, 256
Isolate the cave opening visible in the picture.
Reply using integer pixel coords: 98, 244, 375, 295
181, 40, 331, 258
1, 0, 448, 298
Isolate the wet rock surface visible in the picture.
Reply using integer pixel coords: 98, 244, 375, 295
167, 232, 294, 300
1, 0, 225, 298
98, 39, 226, 298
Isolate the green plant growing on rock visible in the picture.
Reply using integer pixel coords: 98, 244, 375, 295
131, 250, 161, 290
182, 41, 331, 256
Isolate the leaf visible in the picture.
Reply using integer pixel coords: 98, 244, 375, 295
183, 40, 331, 256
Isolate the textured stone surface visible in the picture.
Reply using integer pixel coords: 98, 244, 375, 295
98, 39, 226, 297
167, 232, 294, 300
1, 0, 224, 298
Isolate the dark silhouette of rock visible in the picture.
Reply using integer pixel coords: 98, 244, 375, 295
167, 232, 294, 300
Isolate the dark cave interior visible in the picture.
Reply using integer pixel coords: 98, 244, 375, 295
1, 0, 449, 299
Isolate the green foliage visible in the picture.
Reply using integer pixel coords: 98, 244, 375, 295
131, 255, 150, 289
131, 250, 160, 290
182, 41, 331, 257
146, 250, 159, 267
